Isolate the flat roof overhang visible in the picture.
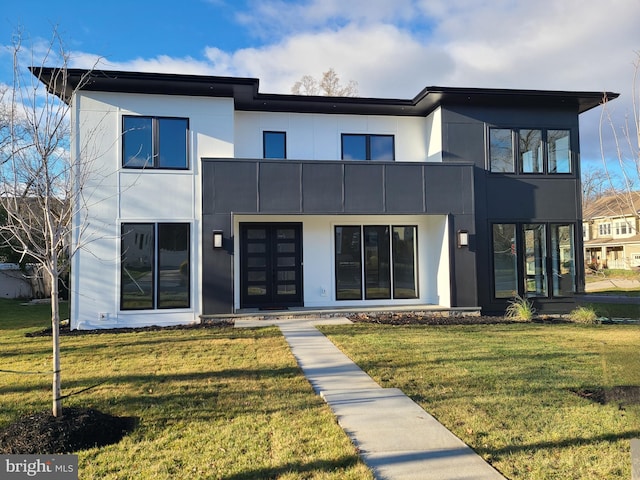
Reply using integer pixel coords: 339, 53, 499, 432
30, 67, 619, 116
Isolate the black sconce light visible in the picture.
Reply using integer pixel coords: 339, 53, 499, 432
213, 230, 223, 249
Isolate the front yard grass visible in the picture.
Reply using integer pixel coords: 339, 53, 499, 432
0, 300, 371, 480
322, 323, 640, 480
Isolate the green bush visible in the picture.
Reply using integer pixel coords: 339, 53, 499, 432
568, 305, 600, 324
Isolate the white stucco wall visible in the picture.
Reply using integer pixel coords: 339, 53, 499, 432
232, 214, 450, 310
234, 111, 442, 162
71, 91, 234, 329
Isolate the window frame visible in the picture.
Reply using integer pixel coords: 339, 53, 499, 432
488, 127, 572, 175
122, 115, 189, 170
341, 134, 395, 161
263, 131, 287, 159
120, 222, 191, 311
334, 224, 418, 301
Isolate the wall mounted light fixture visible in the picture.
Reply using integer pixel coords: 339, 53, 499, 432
213, 230, 223, 249
457, 230, 469, 248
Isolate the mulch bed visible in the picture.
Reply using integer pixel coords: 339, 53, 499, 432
26, 320, 234, 337
0, 408, 136, 454
571, 386, 640, 407
347, 312, 567, 325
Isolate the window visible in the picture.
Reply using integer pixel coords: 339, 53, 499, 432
599, 223, 611, 236
121, 223, 190, 310
335, 225, 417, 300
492, 222, 575, 299
615, 221, 628, 235
489, 127, 571, 174
123, 116, 189, 169
342, 134, 394, 161
263, 131, 286, 159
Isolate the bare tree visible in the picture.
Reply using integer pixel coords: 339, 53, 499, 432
597, 51, 640, 215
292, 68, 358, 97
0, 30, 99, 417
581, 165, 614, 210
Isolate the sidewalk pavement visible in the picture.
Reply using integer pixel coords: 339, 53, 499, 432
236, 317, 506, 480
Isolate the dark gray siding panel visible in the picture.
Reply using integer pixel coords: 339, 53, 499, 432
424, 166, 471, 214
259, 162, 302, 212
302, 163, 344, 212
385, 164, 424, 213
205, 161, 257, 214
344, 164, 385, 212
443, 123, 485, 164
202, 213, 234, 314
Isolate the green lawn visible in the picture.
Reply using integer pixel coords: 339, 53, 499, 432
0, 300, 371, 480
322, 322, 640, 480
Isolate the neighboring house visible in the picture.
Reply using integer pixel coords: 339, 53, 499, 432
583, 192, 640, 270
33, 68, 616, 329
0, 264, 32, 299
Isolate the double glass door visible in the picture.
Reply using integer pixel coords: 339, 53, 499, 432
240, 223, 302, 308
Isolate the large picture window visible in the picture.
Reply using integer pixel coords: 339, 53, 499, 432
342, 134, 394, 161
335, 225, 417, 300
121, 223, 190, 310
492, 222, 575, 299
489, 127, 572, 174
123, 116, 189, 169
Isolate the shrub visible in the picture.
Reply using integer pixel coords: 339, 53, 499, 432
505, 295, 535, 321
568, 305, 600, 324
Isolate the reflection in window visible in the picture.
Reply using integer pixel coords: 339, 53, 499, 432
121, 223, 190, 310
551, 224, 575, 296
524, 224, 547, 297
335, 226, 362, 300
520, 129, 543, 173
263, 131, 286, 159
364, 226, 391, 299
489, 129, 514, 172
492, 224, 517, 298
393, 226, 418, 299
548, 130, 571, 173
122, 116, 188, 169
342, 134, 394, 161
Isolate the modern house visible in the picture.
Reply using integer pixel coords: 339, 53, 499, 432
583, 192, 640, 270
33, 67, 617, 329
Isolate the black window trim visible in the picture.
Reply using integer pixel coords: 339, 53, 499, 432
122, 115, 190, 170
120, 222, 191, 311
487, 126, 573, 176
341, 133, 396, 161
263, 130, 287, 159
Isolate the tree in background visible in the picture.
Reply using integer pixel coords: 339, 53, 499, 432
0, 29, 99, 417
292, 68, 358, 97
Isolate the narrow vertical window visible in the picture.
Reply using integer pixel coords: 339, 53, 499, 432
158, 223, 190, 308
263, 131, 286, 159
370, 135, 394, 160
342, 134, 367, 160
551, 224, 575, 296
547, 129, 571, 173
520, 129, 543, 173
489, 128, 514, 172
392, 226, 418, 299
123, 117, 153, 167
158, 118, 189, 168
364, 226, 391, 299
121, 223, 155, 309
335, 226, 362, 300
492, 224, 518, 298
524, 224, 547, 297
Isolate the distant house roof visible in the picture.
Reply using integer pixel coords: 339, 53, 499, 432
30, 67, 618, 117
584, 192, 640, 220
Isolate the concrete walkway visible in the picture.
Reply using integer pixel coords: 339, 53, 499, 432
236, 317, 506, 480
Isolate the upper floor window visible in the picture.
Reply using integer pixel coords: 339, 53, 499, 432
489, 127, 571, 174
123, 116, 189, 169
615, 221, 629, 235
263, 131, 286, 159
599, 223, 611, 236
342, 134, 394, 161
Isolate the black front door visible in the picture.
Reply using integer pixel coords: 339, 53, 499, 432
240, 223, 303, 308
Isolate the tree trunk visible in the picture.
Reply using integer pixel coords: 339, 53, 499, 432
50, 267, 61, 417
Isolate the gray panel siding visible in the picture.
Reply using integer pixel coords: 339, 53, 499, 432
385, 164, 425, 213
204, 161, 258, 214
259, 162, 302, 212
302, 163, 344, 212
344, 164, 385, 212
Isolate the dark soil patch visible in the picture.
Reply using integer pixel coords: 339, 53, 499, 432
347, 312, 565, 325
26, 319, 234, 337
572, 386, 640, 407
0, 408, 136, 454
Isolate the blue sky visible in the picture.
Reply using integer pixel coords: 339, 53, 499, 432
1, 0, 638, 167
